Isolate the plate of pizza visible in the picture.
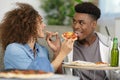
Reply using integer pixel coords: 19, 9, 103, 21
61, 32, 77, 40
0, 69, 54, 79
63, 60, 109, 67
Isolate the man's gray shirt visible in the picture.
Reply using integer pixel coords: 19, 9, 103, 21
73, 36, 108, 80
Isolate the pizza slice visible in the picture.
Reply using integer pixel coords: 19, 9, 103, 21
62, 32, 77, 40
95, 62, 109, 67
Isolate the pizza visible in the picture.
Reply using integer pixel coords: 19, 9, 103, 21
0, 69, 54, 79
66, 60, 109, 67
62, 32, 77, 40
95, 62, 109, 67
69, 61, 96, 66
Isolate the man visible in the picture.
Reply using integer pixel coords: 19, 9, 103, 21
63, 2, 120, 80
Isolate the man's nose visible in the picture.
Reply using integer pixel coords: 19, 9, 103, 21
74, 23, 81, 29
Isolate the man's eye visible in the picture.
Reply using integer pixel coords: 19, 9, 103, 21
79, 21, 84, 25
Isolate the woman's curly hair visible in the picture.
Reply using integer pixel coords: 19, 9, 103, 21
0, 2, 42, 51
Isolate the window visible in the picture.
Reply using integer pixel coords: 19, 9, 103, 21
99, 0, 120, 15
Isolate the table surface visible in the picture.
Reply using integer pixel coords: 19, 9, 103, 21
63, 64, 120, 70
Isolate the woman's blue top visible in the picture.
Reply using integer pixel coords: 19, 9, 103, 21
4, 43, 54, 72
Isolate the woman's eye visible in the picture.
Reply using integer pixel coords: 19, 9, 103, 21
40, 21, 43, 23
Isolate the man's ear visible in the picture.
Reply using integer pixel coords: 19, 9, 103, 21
92, 21, 97, 30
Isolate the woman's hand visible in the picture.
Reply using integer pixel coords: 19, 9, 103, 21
46, 31, 61, 55
51, 38, 75, 71
60, 38, 75, 56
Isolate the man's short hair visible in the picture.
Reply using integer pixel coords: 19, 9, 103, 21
75, 2, 101, 20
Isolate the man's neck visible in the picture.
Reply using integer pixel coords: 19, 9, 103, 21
78, 33, 97, 47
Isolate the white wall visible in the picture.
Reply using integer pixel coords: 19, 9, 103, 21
0, 0, 45, 22
115, 18, 120, 43
98, 16, 115, 37
99, 0, 120, 41
98, 15, 120, 42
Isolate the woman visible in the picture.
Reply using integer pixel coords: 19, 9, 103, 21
0, 2, 75, 72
